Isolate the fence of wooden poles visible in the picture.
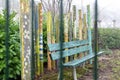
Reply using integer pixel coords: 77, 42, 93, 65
20, 1, 91, 79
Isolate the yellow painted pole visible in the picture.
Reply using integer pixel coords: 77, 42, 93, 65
51, 16, 56, 69
64, 14, 69, 62
83, 14, 87, 40
47, 12, 52, 70
79, 10, 83, 58
83, 14, 88, 64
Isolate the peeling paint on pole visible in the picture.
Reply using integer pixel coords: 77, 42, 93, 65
20, 0, 32, 80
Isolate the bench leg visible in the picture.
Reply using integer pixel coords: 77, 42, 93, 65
58, 71, 60, 80
73, 66, 77, 80
90, 59, 92, 64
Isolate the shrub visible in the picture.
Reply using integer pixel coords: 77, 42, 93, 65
0, 10, 20, 80
93, 28, 120, 49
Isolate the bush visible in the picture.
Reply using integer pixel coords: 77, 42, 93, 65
0, 10, 20, 80
95, 28, 120, 49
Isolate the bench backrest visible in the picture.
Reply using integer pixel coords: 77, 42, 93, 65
48, 40, 92, 60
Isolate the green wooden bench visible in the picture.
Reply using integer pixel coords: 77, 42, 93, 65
48, 39, 104, 80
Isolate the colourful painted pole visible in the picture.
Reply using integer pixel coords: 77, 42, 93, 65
47, 12, 52, 70
20, 0, 32, 79
35, 3, 44, 75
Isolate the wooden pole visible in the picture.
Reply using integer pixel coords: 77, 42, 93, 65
78, 10, 83, 58
34, 5, 38, 76
20, 0, 32, 79
55, 16, 60, 69
47, 12, 52, 70
51, 15, 56, 70
38, 3, 44, 74
72, 5, 77, 59
36, 5, 40, 76
87, 5, 93, 64
83, 14, 88, 64
83, 14, 87, 40
64, 14, 69, 62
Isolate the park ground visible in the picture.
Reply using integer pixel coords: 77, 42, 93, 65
38, 49, 120, 80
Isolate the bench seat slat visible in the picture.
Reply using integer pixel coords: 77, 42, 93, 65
48, 40, 89, 51
50, 45, 90, 60
63, 54, 94, 67
63, 51, 104, 67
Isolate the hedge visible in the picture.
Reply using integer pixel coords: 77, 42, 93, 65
94, 28, 120, 49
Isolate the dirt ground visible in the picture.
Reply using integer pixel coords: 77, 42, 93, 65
38, 49, 120, 80
79, 49, 120, 80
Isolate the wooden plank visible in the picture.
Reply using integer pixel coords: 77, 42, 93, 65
63, 54, 94, 67
47, 12, 52, 70
48, 40, 89, 51
20, 0, 31, 79
50, 45, 90, 60
63, 51, 104, 67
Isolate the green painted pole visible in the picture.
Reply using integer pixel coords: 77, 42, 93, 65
94, 0, 98, 80
59, 0, 64, 80
5, 0, 9, 79
87, 5, 93, 64
31, 0, 35, 79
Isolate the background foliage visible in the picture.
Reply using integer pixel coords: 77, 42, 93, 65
95, 28, 120, 49
0, 10, 20, 80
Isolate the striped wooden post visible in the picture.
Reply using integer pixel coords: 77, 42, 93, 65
47, 12, 52, 70
38, 3, 44, 74
20, 0, 32, 79
64, 14, 69, 62
78, 10, 83, 58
